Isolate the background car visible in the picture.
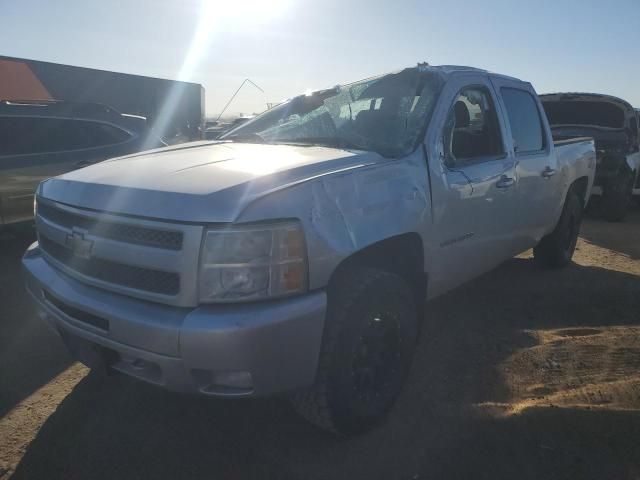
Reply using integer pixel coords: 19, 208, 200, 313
540, 93, 640, 221
203, 116, 254, 140
0, 99, 166, 227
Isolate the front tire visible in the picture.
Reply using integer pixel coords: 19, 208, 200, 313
292, 267, 418, 435
534, 191, 583, 268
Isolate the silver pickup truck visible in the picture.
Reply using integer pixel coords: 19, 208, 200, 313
23, 65, 595, 434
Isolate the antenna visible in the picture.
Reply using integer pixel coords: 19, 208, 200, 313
215, 78, 265, 122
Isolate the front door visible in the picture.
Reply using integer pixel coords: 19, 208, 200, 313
426, 75, 518, 296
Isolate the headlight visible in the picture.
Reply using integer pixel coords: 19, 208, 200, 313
198, 220, 308, 303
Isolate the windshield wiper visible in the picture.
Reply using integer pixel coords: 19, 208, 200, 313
223, 132, 266, 143
273, 137, 368, 151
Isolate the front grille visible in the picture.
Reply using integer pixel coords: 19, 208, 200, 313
38, 202, 183, 250
40, 235, 180, 296
43, 290, 109, 331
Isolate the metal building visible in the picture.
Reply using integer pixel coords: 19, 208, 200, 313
0, 55, 205, 142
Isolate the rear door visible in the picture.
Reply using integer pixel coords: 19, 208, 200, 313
426, 73, 519, 296
0, 116, 134, 225
491, 79, 561, 245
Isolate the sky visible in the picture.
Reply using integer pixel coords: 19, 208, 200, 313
2, 0, 639, 117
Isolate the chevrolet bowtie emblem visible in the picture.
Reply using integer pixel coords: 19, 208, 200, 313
65, 229, 94, 259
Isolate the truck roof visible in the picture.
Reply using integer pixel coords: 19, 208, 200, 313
416, 64, 527, 85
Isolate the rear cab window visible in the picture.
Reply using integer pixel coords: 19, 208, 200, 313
500, 88, 546, 154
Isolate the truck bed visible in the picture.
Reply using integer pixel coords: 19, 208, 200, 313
552, 136, 596, 203
553, 136, 594, 147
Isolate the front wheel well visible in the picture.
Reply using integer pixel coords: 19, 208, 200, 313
328, 233, 427, 310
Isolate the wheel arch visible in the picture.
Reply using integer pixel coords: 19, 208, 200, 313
569, 175, 590, 206
327, 233, 427, 311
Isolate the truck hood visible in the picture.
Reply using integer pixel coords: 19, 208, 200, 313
540, 92, 636, 130
38, 141, 381, 223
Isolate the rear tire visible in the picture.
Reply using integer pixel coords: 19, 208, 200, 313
291, 267, 418, 435
602, 170, 634, 222
534, 191, 583, 268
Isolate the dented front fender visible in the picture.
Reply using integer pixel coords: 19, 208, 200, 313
236, 150, 432, 289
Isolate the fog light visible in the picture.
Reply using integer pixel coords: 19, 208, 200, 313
193, 369, 254, 395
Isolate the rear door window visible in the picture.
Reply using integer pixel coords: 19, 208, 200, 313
0, 117, 47, 155
0, 117, 131, 156
76, 121, 131, 148
501, 88, 545, 154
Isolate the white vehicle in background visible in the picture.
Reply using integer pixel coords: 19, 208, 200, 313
23, 64, 595, 434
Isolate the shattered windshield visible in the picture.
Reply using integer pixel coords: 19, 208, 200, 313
221, 69, 444, 157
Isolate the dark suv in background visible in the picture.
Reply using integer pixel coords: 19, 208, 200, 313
540, 93, 640, 221
0, 100, 165, 227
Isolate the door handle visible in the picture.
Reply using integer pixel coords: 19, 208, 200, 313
542, 166, 557, 178
496, 175, 515, 189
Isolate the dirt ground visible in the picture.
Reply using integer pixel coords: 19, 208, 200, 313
1, 212, 640, 480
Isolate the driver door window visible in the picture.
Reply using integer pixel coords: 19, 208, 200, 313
444, 87, 504, 166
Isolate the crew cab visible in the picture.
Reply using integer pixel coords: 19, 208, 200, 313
540, 93, 640, 221
23, 65, 595, 434
0, 100, 165, 228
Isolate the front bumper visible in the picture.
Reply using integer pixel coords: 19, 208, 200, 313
22, 242, 327, 397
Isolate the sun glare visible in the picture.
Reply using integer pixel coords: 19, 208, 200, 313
202, 0, 293, 26
139, 0, 293, 160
